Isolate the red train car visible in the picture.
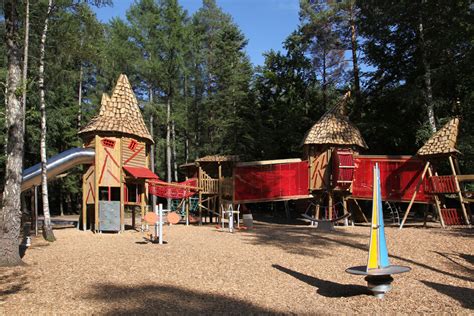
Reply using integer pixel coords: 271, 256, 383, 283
352, 155, 432, 203
233, 159, 310, 204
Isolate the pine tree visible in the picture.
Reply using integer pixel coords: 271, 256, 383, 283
299, 0, 346, 108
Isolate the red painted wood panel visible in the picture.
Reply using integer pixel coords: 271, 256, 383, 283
234, 161, 309, 203
352, 156, 433, 203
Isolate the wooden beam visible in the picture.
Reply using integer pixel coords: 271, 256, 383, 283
351, 198, 368, 223
82, 170, 87, 230
94, 136, 100, 232
400, 161, 430, 229
120, 137, 125, 232
328, 191, 333, 220
343, 197, 349, 226
456, 174, 474, 182
449, 156, 470, 225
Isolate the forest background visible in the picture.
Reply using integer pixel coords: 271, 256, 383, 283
1, 0, 472, 215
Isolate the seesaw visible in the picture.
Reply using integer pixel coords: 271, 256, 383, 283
301, 213, 351, 231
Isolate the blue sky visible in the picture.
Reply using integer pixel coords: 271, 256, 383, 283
93, 0, 301, 66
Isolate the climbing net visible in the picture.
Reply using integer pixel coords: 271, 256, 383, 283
148, 178, 199, 199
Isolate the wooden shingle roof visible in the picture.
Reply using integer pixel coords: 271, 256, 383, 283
196, 155, 240, 163
78, 74, 153, 143
417, 118, 460, 157
302, 92, 368, 149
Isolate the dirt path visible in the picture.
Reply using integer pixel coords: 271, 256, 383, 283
1, 222, 472, 314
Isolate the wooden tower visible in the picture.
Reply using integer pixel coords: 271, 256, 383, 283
78, 74, 156, 232
302, 92, 368, 221
400, 118, 472, 227
180, 155, 239, 224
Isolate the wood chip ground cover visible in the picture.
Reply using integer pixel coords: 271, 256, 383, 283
1, 221, 472, 314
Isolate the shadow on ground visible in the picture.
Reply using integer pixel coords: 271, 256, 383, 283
85, 283, 275, 315
272, 264, 369, 298
421, 280, 474, 309
0, 269, 29, 302
242, 221, 366, 257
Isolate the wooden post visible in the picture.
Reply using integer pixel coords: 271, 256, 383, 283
400, 161, 430, 229
352, 198, 369, 223
82, 172, 87, 230
315, 203, 320, 220
449, 156, 470, 225
343, 197, 349, 226
34, 186, 38, 236
328, 191, 333, 220
94, 136, 100, 232
119, 137, 125, 232
217, 162, 222, 224
427, 167, 445, 228
139, 183, 146, 231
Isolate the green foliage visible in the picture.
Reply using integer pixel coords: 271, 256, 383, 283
0, 0, 472, 214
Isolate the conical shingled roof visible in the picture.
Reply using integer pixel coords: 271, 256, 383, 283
78, 74, 153, 143
302, 92, 368, 149
417, 118, 460, 156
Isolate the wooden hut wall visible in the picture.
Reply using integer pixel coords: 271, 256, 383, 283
84, 165, 95, 204
122, 137, 147, 168
96, 136, 122, 188
308, 145, 332, 191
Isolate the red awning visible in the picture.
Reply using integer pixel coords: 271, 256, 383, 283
123, 166, 158, 179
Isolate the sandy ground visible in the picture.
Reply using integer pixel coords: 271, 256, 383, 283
0, 219, 473, 315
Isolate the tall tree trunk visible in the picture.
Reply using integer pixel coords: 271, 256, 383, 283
166, 95, 172, 208
39, 0, 55, 242
0, 0, 26, 266
349, 3, 361, 112
185, 132, 189, 164
172, 121, 178, 182
22, 0, 30, 135
418, 1, 436, 133
150, 115, 157, 213
183, 75, 189, 163
77, 64, 83, 130
322, 47, 327, 109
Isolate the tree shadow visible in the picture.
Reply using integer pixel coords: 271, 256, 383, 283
241, 221, 366, 258
0, 269, 29, 302
272, 264, 369, 297
421, 280, 474, 309
84, 283, 274, 315
433, 251, 474, 276
315, 234, 474, 283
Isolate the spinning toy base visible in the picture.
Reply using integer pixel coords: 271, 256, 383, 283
346, 265, 411, 298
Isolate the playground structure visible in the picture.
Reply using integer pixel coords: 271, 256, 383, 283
20, 75, 472, 231
77, 74, 158, 232
180, 155, 239, 223
179, 93, 472, 228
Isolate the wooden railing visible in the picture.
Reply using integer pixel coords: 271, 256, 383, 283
427, 176, 458, 193
200, 172, 219, 194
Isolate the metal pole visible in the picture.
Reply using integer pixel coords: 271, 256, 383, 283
159, 203, 163, 244
34, 185, 38, 236
154, 204, 159, 242
229, 205, 234, 233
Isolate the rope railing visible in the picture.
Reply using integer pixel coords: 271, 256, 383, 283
148, 178, 199, 199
